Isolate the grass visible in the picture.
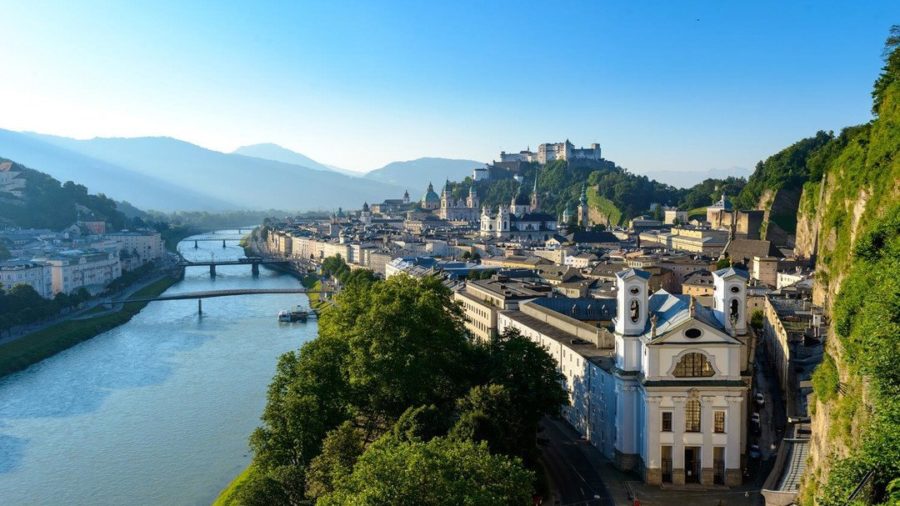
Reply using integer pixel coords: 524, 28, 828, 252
585, 187, 623, 226
212, 465, 253, 506
0, 276, 179, 378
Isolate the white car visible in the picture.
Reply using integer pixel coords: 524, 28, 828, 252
755, 393, 765, 406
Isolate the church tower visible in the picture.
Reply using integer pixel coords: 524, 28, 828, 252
530, 179, 540, 212
440, 180, 451, 210
614, 269, 650, 371
578, 184, 589, 227
403, 189, 410, 204
466, 186, 479, 209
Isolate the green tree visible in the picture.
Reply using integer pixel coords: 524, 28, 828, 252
305, 421, 366, 500
339, 275, 473, 420
318, 436, 534, 506
249, 335, 351, 503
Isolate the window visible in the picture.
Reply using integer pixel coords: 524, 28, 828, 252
714, 411, 725, 433
661, 411, 672, 432
685, 399, 701, 432
673, 353, 715, 377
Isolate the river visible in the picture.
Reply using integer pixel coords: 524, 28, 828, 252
0, 231, 315, 505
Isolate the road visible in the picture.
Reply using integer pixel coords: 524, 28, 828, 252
540, 418, 614, 506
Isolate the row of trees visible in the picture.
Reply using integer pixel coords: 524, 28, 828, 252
0, 284, 90, 336
231, 272, 566, 505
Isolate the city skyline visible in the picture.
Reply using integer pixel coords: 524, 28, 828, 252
1, 1, 898, 173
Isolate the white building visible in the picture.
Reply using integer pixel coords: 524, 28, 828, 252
106, 231, 165, 271
0, 260, 53, 298
41, 251, 122, 295
498, 267, 750, 487
480, 183, 557, 241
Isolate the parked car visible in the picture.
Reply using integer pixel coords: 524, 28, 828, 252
749, 444, 761, 459
755, 393, 765, 406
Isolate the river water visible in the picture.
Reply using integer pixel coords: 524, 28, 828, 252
0, 231, 315, 505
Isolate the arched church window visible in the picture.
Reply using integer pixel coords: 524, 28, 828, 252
673, 352, 715, 377
730, 299, 739, 320
630, 299, 639, 323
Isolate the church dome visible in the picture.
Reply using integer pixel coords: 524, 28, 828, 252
422, 182, 440, 204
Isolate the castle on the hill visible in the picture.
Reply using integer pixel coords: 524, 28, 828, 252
499, 140, 602, 165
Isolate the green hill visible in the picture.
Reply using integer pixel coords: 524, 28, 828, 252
791, 28, 900, 505
0, 158, 129, 230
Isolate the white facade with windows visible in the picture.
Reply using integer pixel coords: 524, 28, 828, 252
499, 267, 750, 487
0, 260, 53, 298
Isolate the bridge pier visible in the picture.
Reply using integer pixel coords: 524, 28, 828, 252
210, 264, 216, 277
194, 240, 198, 249
198, 298, 202, 314
222, 239, 227, 248
251, 263, 260, 276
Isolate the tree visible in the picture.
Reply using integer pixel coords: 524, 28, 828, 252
451, 384, 522, 457
318, 436, 534, 506
305, 421, 365, 500
335, 275, 474, 420
0, 242, 10, 261
715, 257, 731, 270
249, 335, 351, 503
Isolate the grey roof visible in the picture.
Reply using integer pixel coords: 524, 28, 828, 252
644, 289, 724, 338
615, 268, 652, 281
531, 297, 616, 321
713, 267, 750, 279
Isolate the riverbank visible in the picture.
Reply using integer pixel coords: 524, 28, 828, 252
0, 273, 181, 378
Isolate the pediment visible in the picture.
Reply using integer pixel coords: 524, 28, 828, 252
645, 317, 742, 346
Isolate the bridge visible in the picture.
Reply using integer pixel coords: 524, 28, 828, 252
109, 288, 333, 314
179, 257, 290, 276
187, 236, 247, 248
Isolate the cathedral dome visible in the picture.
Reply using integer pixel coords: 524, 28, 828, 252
421, 182, 440, 205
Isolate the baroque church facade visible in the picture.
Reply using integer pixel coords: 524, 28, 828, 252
479, 181, 558, 241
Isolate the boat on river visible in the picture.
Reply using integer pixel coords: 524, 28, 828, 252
278, 306, 309, 322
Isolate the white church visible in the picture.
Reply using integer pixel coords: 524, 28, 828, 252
497, 267, 751, 486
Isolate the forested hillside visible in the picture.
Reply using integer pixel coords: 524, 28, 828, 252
445, 159, 746, 226
0, 158, 130, 230
794, 28, 900, 505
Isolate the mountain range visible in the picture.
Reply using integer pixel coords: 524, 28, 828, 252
0, 130, 468, 212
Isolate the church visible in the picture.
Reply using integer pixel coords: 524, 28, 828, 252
479, 181, 558, 241
497, 267, 750, 487
438, 181, 480, 222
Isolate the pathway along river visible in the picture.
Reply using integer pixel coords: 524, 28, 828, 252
0, 231, 316, 505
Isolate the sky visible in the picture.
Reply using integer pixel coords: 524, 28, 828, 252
0, 1, 898, 174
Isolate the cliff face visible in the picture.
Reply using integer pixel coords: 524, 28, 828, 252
796, 60, 900, 504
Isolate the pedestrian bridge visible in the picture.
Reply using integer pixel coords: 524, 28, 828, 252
116, 287, 330, 303
179, 257, 291, 276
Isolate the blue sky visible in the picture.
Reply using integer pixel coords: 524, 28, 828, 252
0, 1, 897, 173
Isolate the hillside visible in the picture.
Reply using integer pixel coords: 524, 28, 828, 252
0, 129, 235, 211
445, 158, 743, 226
0, 158, 130, 230
14, 132, 403, 211
365, 157, 483, 195
787, 31, 900, 505
232, 143, 359, 176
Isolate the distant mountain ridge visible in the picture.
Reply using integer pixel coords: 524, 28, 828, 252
232, 143, 359, 176
365, 157, 484, 197
1, 130, 404, 212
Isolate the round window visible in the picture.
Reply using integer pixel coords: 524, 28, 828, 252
630, 287, 640, 295
730, 286, 740, 293
685, 328, 702, 338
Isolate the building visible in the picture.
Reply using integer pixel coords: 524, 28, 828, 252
0, 161, 26, 197
682, 270, 715, 297
472, 166, 489, 181
498, 267, 751, 487
498, 141, 602, 165
454, 276, 552, 343
41, 251, 122, 295
107, 231, 165, 271
639, 228, 729, 255
420, 182, 441, 210
438, 182, 480, 222
480, 184, 558, 241
0, 259, 53, 298
663, 208, 689, 225
751, 256, 779, 288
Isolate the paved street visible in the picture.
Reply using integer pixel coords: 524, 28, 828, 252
540, 418, 614, 505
